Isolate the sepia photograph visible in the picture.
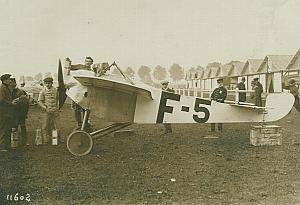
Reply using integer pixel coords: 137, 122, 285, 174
1, 0, 300, 204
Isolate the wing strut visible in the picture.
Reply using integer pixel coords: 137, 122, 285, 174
111, 61, 135, 85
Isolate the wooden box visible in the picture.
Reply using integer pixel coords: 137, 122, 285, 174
250, 125, 282, 146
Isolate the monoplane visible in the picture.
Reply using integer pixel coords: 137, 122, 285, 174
57, 59, 294, 156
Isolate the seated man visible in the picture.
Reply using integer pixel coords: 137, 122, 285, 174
67, 56, 94, 71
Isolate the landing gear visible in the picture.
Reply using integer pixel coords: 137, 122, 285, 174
67, 130, 93, 156
66, 109, 131, 156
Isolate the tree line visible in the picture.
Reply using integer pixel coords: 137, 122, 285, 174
20, 64, 185, 88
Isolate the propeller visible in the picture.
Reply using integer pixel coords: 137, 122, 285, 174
58, 59, 67, 109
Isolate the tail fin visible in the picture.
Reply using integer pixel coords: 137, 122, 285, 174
264, 92, 294, 122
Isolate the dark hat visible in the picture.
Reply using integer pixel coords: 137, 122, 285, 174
0, 74, 11, 82
161, 80, 169, 85
85, 56, 94, 63
241, 77, 246, 80
253, 77, 259, 81
289, 79, 296, 85
43, 77, 53, 83
217, 78, 223, 83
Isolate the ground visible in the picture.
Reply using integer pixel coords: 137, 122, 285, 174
0, 105, 300, 205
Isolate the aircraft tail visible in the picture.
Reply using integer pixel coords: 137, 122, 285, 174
264, 92, 294, 122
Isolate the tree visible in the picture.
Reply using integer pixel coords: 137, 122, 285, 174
111, 67, 121, 75
34, 73, 43, 81
137, 65, 154, 86
124, 67, 135, 79
19, 75, 25, 83
169, 64, 184, 83
44, 72, 52, 78
25, 76, 34, 81
53, 73, 58, 81
153, 65, 167, 81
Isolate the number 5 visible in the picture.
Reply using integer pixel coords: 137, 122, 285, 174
193, 98, 210, 123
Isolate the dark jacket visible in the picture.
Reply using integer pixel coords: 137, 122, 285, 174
253, 82, 263, 106
211, 86, 227, 103
237, 82, 246, 102
12, 88, 29, 118
0, 83, 14, 118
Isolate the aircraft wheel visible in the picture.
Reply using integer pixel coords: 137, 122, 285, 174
67, 130, 93, 156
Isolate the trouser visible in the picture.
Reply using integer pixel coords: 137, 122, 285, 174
74, 109, 83, 126
43, 112, 59, 144
73, 102, 84, 127
0, 116, 13, 149
255, 96, 262, 107
211, 123, 223, 132
163, 123, 172, 134
14, 116, 27, 145
294, 95, 300, 112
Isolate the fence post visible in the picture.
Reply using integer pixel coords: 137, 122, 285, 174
235, 88, 239, 104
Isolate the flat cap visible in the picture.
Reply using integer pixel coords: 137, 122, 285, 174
43, 77, 53, 83
253, 77, 259, 81
217, 78, 223, 82
0, 74, 11, 82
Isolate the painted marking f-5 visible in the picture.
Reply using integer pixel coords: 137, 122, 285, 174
156, 91, 211, 123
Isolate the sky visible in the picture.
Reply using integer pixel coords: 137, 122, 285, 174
0, 0, 300, 77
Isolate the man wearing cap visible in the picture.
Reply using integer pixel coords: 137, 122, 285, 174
210, 78, 227, 132
70, 56, 94, 129
38, 77, 59, 144
161, 80, 174, 134
236, 77, 246, 102
283, 79, 300, 112
10, 77, 30, 146
251, 77, 263, 106
0, 74, 18, 151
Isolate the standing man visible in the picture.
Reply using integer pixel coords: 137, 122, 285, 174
10, 77, 30, 146
236, 77, 246, 103
161, 80, 174, 134
252, 77, 263, 106
72, 56, 94, 129
211, 78, 227, 132
38, 77, 59, 144
283, 79, 300, 112
0, 74, 18, 151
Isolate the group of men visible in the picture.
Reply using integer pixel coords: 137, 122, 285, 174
3, 56, 293, 147
0, 72, 62, 151
162, 77, 265, 134
0, 74, 29, 151
237, 77, 263, 106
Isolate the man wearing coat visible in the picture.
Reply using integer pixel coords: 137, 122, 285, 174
10, 77, 29, 146
210, 78, 227, 132
0, 74, 18, 151
161, 80, 174, 134
251, 77, 263, 107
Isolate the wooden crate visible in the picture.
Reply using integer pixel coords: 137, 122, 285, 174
250, 125, 282, 146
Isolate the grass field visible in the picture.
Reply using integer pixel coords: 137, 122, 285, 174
0, 105, 300, 205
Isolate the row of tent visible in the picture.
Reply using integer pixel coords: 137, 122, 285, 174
184, 48, 300, 93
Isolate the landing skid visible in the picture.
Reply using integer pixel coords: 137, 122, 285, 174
67, 111, 131, 156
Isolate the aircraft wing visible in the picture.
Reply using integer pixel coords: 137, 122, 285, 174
73, 75, 153, 100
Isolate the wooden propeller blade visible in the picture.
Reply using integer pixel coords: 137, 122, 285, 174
58, 59, 67, 109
